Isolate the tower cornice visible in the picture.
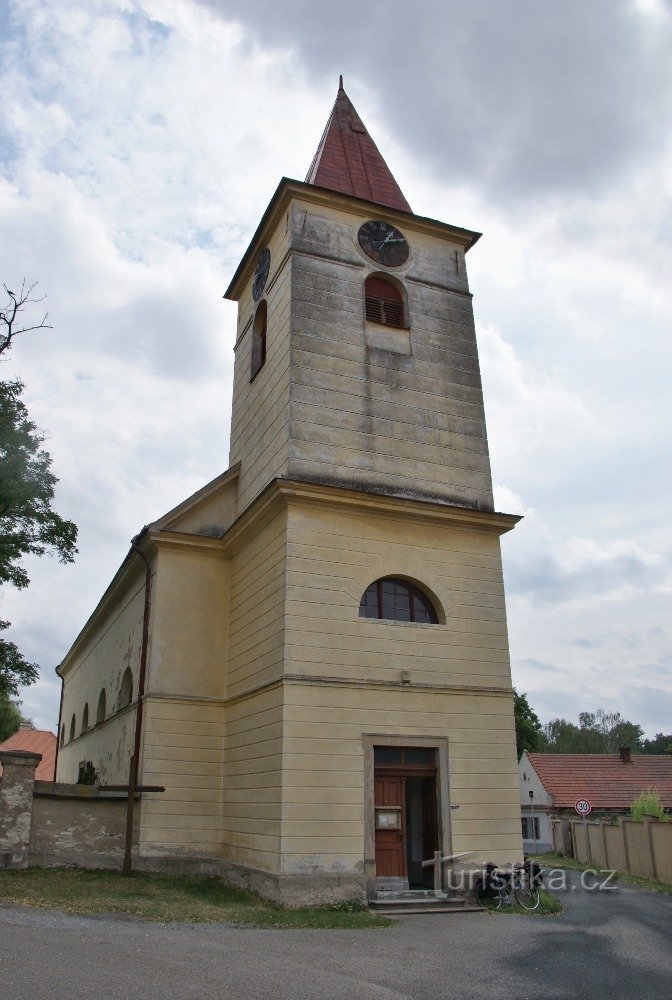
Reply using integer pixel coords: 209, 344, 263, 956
224, 177, 481, 302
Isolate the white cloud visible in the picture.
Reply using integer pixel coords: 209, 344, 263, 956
0, 0, 670, 738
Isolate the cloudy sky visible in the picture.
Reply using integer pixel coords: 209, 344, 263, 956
1, 0, 671, 737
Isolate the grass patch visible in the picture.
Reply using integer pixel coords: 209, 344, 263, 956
535, 852, 672, 897
478, 888, 563, 917
0, 867, 393, 928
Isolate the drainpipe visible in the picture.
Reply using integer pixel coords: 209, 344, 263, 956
53, 669, 64, 782
123, 530, 152, 876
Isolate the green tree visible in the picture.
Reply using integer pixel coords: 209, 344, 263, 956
514, 690, 544, 757
0, 696, 29, 742
542, 708, 645, 754
642, 733, 672, 755
0, 282, 77, 700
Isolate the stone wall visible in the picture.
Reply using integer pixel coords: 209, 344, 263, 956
1, 749, 135, 870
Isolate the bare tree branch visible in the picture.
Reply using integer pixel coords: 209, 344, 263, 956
0, 280, 53, 356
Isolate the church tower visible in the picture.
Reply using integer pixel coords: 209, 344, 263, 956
55, 82, 522, 904
226, 81, 493, 516
220, 82, 522, 900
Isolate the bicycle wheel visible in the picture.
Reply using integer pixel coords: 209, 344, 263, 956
474, 877, 489, 907
494, 888, 511, 909
515, 883, 541, 910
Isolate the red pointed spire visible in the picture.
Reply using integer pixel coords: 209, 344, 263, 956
306, 79, 411, 214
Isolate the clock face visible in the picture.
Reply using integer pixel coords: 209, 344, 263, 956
357, 221, 409, 267
252, 247, 271, 302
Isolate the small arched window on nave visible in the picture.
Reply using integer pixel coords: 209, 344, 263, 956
81, 703, 89, 735
96, 688, 106, 725
69, 714, 76, 742
364, 276, 405, 329
118, 668, 133, 711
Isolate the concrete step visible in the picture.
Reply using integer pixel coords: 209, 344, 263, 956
372, 905, 483, 915
370, 892, 479, 914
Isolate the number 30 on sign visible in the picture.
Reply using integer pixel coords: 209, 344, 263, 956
575, 799, 592, 816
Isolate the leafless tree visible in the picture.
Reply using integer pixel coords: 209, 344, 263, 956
0, 280, 52, 357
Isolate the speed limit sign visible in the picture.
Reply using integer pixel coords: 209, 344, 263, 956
575, 798, 592, 816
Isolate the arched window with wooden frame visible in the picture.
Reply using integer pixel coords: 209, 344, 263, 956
364, 275, 406, 329
250, 299, 267, 380
359, 577, 439, 624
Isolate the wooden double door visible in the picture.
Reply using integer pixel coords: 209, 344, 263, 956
374, 748, 438, 886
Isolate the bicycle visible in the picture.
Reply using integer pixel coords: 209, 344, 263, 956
474, 857, 542, 910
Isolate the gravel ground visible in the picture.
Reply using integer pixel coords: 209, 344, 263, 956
2, 870, 671, 1000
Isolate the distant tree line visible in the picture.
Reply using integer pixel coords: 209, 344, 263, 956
514, 692, 672, 758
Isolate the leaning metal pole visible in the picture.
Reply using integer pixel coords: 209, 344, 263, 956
123, 532, 152, 876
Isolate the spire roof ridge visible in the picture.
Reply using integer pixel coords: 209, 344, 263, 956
305, 81, 411, 214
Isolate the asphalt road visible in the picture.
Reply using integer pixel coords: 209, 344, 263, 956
2, 871, 671, 1000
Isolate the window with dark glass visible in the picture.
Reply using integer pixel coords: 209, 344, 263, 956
364, 276, 405, 329
118, 667, 133, 711
96, 688, 106, 724
359, 577, 438, 623
521, 816, 540, 840
250, 300, 267, 380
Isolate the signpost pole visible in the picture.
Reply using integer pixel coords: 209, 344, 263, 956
575, 799, 592, 863
529, 789, 536, 855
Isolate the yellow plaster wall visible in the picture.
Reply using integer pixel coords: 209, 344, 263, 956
138, 696, 225, 857
57, 565, 147, 783
284, 502, 513, 689
281, 683, 520, 874
57, 704, 137, 786
226, 507, 287, 699
278, 499, 521, 873
286, 195, 494, 510
147, 542, 229, 700
221, 684, 284, 874
228, 211, 292, 513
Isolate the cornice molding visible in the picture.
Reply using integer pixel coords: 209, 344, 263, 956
148, 529, 227, 558
275, 478, 521, 535
225, 178, 481, 302
143, 675, 513, 709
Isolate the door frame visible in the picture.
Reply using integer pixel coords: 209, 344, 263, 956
363, 734, 453, 899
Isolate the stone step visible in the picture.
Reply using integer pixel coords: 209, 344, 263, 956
370, 893, 476, 913
375, 889, 452, 901
372, 905, 483, 915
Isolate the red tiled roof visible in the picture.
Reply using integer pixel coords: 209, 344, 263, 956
0, 728, 57, 781
528, 753, 672, 809
306, 79, 411, 213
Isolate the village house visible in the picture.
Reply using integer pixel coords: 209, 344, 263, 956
519, 749, 672, 853
0, 723, 57, 782
52, 82, 523, 904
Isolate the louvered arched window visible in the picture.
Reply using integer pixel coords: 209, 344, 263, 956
359, 577, 439, 624
364, 276, 405, 329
